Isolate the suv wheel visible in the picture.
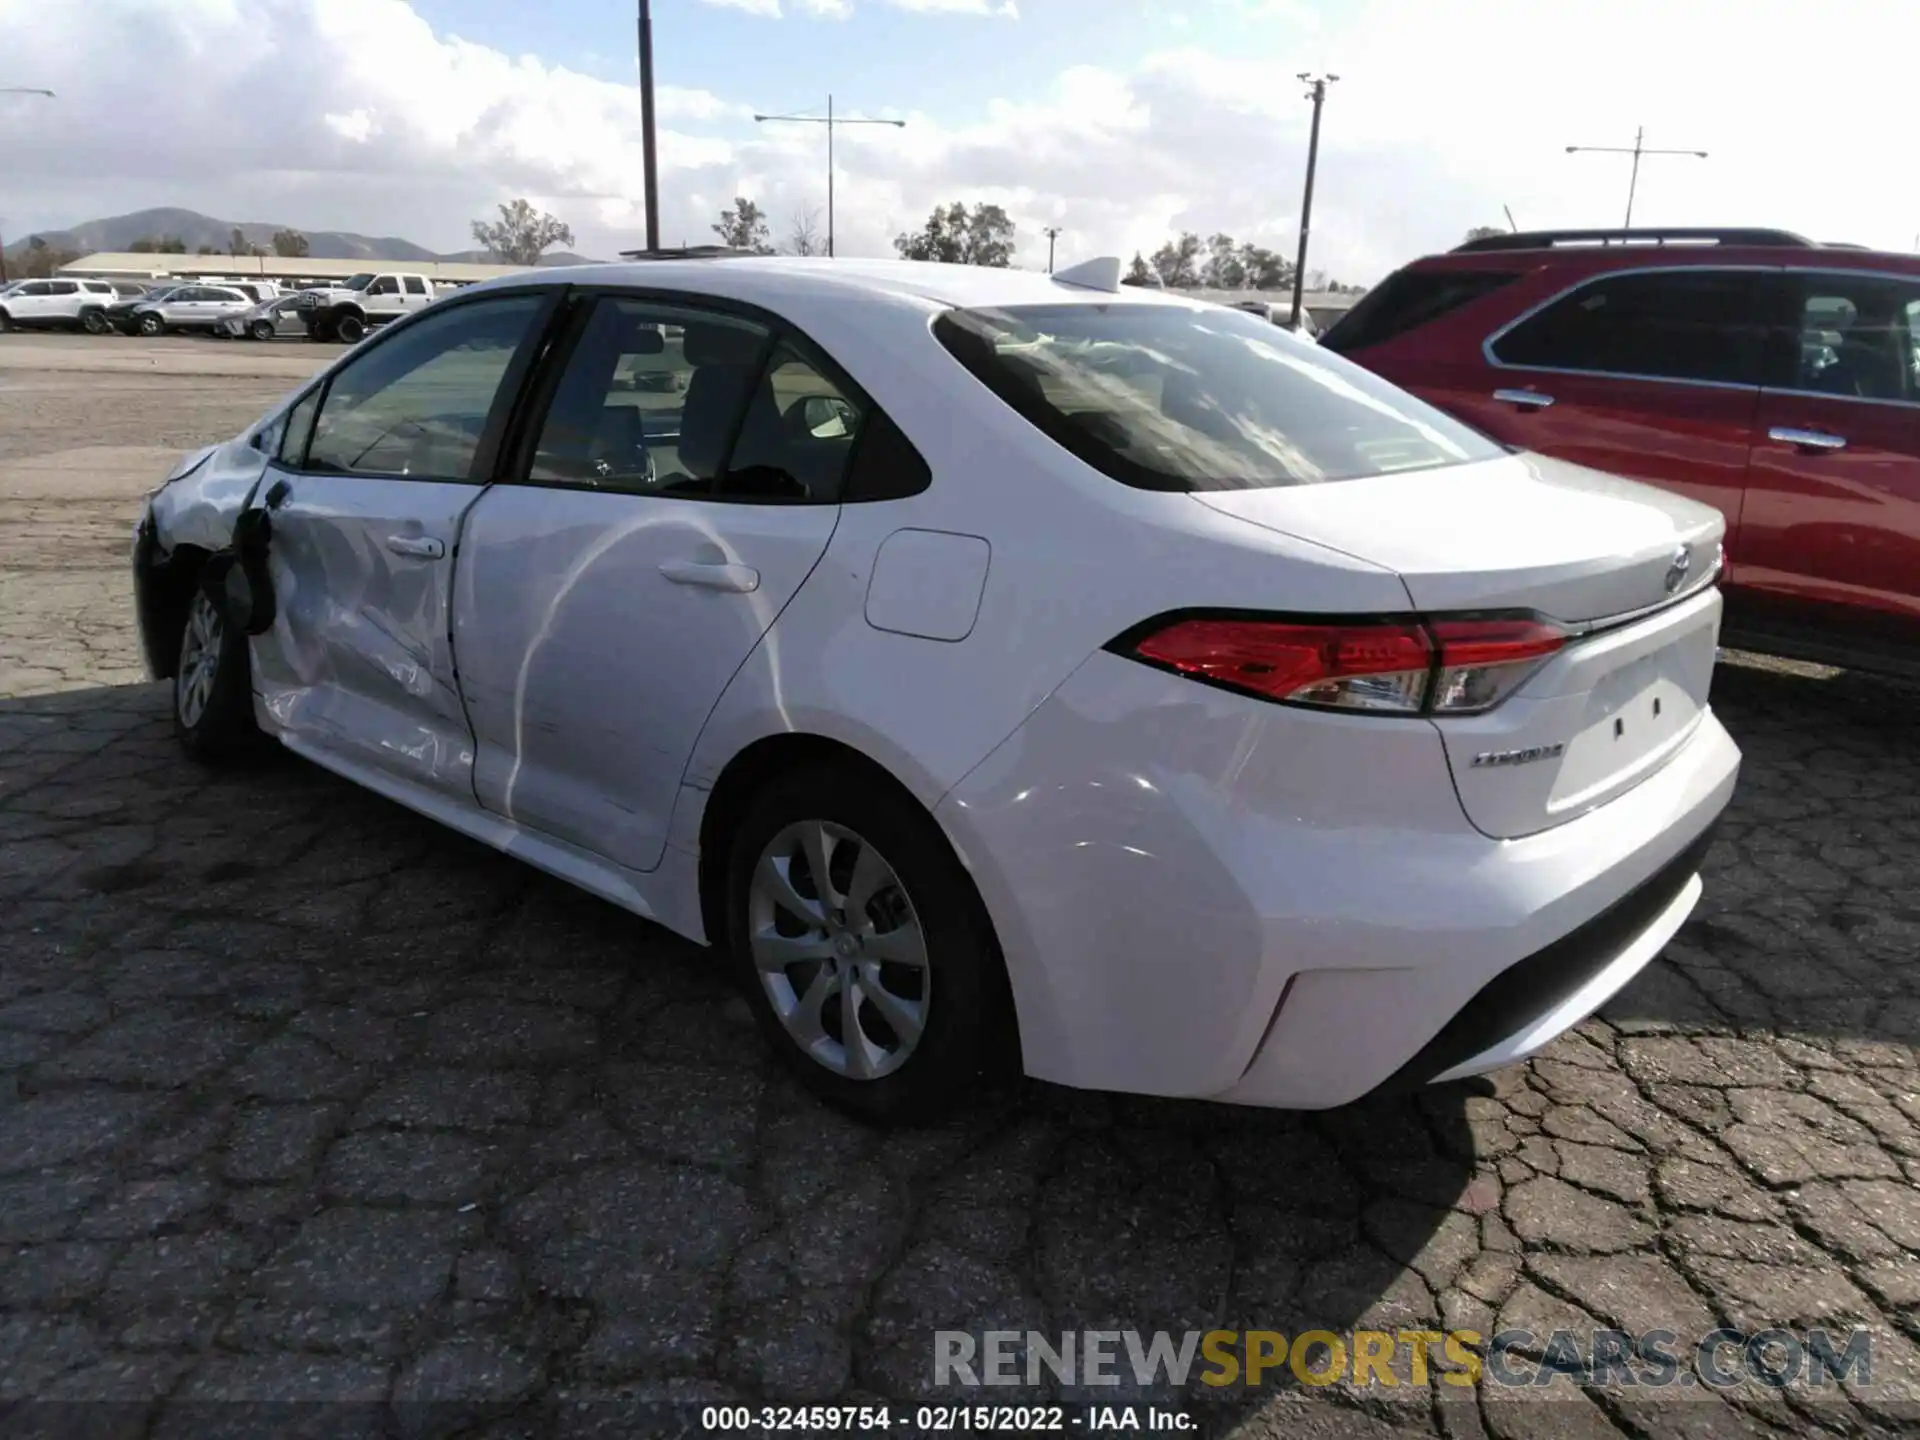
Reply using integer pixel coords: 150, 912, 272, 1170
249, 319, 275, 342
81, 309, 111, 336
0, 309, 13, 334
333, 313, 367, 344
138, 312, 165, 337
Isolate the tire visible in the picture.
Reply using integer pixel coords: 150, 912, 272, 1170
249, 319, 275, 342
172, 586, 258, 763
333, 312, 366, 344
724, 763, 1011, 1123
138, 312, 165, 337
0, 309, 13, 334
309, 318, 336, 344
81, 309, 111, 336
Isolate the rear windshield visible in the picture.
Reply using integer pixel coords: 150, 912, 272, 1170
1318, 268, 1520, 354
933, 303, 1500, 492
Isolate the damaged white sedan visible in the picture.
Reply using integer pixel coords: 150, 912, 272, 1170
133, 256, 1738, 1121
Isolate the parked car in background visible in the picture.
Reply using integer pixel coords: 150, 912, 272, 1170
1320, 226, 1920, 678
219, 294, 310, 342
293, 270, 438, 343
133, 254, 1736, 1121
1232, 299, 1319, 339
118, 284, 258, 337
0, 277, 120, 332
101, 285, 184, 334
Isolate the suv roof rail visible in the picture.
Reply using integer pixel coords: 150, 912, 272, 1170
1451, 227, 1817, 253
615, 245, 756, 261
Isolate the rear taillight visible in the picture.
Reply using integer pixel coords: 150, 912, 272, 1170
1121, 613, 1567, 716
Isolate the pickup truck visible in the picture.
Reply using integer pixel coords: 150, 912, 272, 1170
292, 271, 438, 343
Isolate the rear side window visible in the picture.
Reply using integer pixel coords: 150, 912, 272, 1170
933, 303, 1501, 492
1491, 269, 1766, 385
1319, 269, 1519, 353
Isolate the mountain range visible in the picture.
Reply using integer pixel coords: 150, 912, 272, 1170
1, 207, 599, 266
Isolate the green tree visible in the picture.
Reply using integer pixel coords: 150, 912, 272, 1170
198, 244, 220, 255
129, 235, 187, 254
1237, 243, 1290, 289
893, 202, 1015, 267
1122, 252, 1155, 285
470, 198, 576, 266
1200, 233, 1246, 289
271, 228, 310, 258
1149, 232, 1202, 288
712, 197, 774, 254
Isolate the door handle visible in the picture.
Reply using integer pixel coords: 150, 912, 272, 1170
1768, 426, 1847, 452
659, 558, 760, 593
1493, 388, 1555, 409
385, 535, 446, 559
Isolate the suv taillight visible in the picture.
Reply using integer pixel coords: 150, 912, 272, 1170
1120, 614, 1567, 716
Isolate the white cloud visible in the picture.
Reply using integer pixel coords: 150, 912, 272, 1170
798, 0, 855, 15
701, 0, 784, 15
0, 0, 1915, 282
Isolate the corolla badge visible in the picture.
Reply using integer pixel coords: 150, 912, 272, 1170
1664, 546, 1692, 593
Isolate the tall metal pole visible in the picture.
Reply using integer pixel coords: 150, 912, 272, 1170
1566, 127, 1707, 231
1289, 73, 1336, 331
754, 99, 904, 259
637, 0, 660, 251
1043, 226, 1062, 273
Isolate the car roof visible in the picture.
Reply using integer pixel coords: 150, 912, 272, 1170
461, 256, 1200, 316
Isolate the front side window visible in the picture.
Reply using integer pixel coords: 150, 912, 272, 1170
367, 276, 399, 296
1491, 269, 1765, 385
304, 294, 548, 479
934, 302, 1501, 491
278, 389, 321, 467
527, 298, 771, 495
1782, 273, 1920, 403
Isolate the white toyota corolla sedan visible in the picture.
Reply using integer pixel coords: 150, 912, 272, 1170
132, 254, 1739, 1121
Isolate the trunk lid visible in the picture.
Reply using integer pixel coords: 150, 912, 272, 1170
1193, 450, 1723, 623
1193, 451, 1727, 838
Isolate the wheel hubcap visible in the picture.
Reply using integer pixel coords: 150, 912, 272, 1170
748, 820, 929, 1081
176, 591, 223, 728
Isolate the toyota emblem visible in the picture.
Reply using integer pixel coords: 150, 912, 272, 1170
1664, 546, 1692, 593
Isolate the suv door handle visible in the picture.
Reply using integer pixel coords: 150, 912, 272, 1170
659, 558, 760, 593
1493, 388, 1555, 409
1768, 426, 1847, 452
385, 535, 445, 559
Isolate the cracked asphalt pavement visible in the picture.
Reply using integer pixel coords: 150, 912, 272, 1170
2, 334, 1918, 1438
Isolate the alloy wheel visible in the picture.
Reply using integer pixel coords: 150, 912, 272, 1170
176, 591, 223, 728
747, 820, 930, 1081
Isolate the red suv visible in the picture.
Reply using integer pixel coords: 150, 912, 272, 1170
1320, 227, 1920, 677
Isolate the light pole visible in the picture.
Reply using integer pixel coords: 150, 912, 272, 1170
636, 2, 660, 251
0, 88, 56, 284
753, 96, 904, 258
1288, 72, 1337, 331
1566, 126, 1707, 229
1042, 225, 1062, 273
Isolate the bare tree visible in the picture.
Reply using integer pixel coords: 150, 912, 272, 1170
471, 199, 576, 266
786, 206, 824, 257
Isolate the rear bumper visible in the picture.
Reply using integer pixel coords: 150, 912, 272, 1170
938, 649, 1739, 1107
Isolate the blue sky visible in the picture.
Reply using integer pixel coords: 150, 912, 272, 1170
408, 0, 1299, 124
5, 0, 1917, 280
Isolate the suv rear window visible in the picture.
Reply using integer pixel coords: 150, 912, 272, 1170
933, 303, 1500, 492
1319, 269, 1519, 353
